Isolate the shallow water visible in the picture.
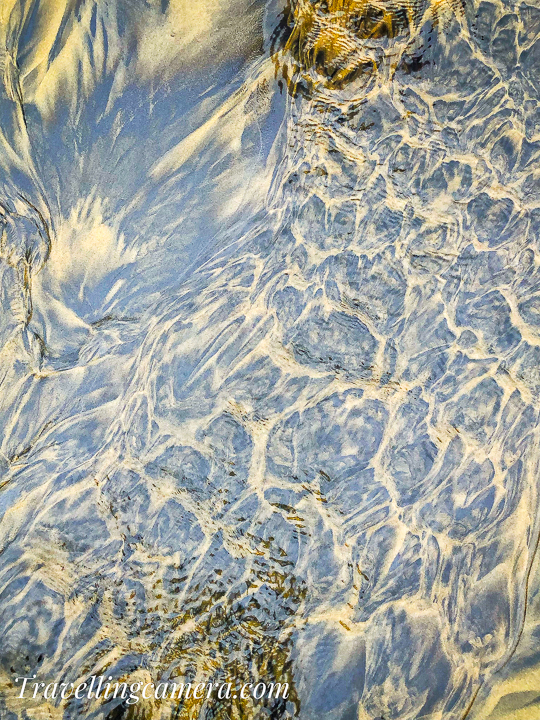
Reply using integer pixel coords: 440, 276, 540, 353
1, 1, 540, 718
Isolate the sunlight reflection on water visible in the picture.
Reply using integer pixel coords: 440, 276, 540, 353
1, 1, 540, 718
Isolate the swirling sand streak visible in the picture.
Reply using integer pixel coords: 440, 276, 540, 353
0, 0, 540, 718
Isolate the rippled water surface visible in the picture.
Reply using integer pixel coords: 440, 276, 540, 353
1, 1, 540, 718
